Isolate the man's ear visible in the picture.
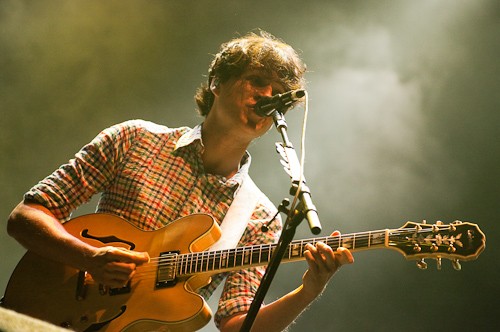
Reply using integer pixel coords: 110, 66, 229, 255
210, 77, 220, 95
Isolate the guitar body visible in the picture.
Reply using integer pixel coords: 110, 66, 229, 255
2, 213, 221, 332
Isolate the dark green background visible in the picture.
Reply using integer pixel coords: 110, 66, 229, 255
1, 1, 498, 331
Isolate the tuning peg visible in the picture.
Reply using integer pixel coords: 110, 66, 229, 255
451, 259, 462, 271
436, 257, 442, 270
416, 258, 428, 270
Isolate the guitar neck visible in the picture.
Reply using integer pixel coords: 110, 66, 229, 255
173, 229, 389, 277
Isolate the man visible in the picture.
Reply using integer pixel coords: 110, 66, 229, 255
7, 31, 353, 331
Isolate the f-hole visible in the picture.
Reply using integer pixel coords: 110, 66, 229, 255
82, 305, 127, 332
81, 230, 136, 250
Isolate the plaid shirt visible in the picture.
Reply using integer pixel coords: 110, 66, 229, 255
25, 119, 282, 327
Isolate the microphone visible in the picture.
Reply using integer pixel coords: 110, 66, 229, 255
254, 89, 306, 117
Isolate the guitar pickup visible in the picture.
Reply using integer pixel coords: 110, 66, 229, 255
75, 271, 88, 301
156, 251, 179, 289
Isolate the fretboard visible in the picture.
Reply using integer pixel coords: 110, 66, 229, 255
166, 229, 389, 277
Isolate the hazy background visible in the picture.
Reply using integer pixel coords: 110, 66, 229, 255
1, 1, 498, 331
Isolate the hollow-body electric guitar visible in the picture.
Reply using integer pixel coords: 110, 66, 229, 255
2, 213, 485, 331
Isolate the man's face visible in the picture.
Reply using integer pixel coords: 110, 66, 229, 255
213, 69, 286, 137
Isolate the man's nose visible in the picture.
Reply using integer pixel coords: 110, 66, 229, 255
255, 84, 273, 98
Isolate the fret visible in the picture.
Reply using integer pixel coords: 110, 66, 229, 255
212, 252, 216, 271
233, 248, 240, 267
241, 248, 246, 265
192, 254, 196, 273
228, 249, 233, 267
200, 251, 206, 272
342, 236, 353, 249
184, 254, 188, 274
221, 249, 228, 268
243, 247, 248, 266
371, 231, 385, 246
195, 252, 201, 273
225, 249, 232, 269
242, 247, 248, 266
290, 242, 301, 258
178, 254, 182, 275
250, 247, 255, 265
175, 254, 181, 276
252, 247, 260, 265
199, 251, 204, 273
174, 254, 180, 278
333, 235, 340, 248
181, 254, 186, 275
258, 246, 265, 264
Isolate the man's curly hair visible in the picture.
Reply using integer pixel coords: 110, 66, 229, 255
195, 30, 307, 116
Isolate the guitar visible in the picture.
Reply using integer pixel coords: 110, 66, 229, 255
2, 213, 485, 331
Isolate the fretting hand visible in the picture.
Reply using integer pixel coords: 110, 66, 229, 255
301, 231, 354, 300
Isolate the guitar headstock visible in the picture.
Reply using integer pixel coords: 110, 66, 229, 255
388, 220, 486, 270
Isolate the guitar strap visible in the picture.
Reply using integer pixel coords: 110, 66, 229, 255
209, 174, 260, 251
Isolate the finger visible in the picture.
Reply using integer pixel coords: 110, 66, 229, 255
315, 242, 337, 271
107, 261, 137, 274
130, 251, 150, 265
304, 244, 319, 274
107, 247, 150, 264
101, 268, 132, 287
330, 230, 340, 237
308, 242, 331, 271
335, 247, 354, 265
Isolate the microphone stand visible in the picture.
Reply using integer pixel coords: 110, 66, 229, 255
239, 110, 322, 332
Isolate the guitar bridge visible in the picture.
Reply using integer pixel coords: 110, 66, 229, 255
109, 282, 131, 295
156, 251, 179, 289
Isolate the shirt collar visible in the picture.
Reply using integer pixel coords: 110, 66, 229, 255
174, 124, 252, 183
174, 124, 204, 151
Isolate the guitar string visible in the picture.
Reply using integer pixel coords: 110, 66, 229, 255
130, 227, 458, 280
137, 227, 451, 267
